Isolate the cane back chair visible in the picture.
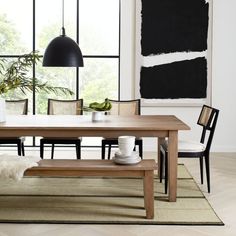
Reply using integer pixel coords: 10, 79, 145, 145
160, 105, 219, 193
0, 99, 28, 156
101, 99, 143, 159
40, 99, 83, 159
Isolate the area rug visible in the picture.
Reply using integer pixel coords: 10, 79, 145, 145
0, 164, 223, 225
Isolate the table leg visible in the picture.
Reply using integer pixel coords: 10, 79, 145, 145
143, 170, 154, 219
168, 131, 178, 202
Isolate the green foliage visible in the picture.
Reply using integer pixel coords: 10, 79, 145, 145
0, 13, 24, 54
83, 98, 112, 112
0, 51, 73, 97
0, 8, 119, 114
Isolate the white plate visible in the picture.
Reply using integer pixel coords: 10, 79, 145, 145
112, 156, 141, 165
114, 155, 140, 162
114, 151, 139, 159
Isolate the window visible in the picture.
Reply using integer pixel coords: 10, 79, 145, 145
0, 0, 120, 146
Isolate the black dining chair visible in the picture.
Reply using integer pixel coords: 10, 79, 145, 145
0, 99, 28, 156
101, 99, 143, 160
40, 99, 83, 159
159, 105, 219, 194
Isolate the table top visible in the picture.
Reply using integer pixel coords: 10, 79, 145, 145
0, 115, 190, 131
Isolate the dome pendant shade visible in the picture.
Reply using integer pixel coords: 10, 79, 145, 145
43, 29, 84, 67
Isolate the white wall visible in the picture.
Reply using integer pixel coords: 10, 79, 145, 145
120, 0, 135, 99
211, 0, 236, 152
120, 0, 236, 152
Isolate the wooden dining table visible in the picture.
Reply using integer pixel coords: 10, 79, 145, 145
0, 114, 190, 202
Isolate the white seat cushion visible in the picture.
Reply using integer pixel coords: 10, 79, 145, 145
163, 140, 206, 153
178, 140, 206, 152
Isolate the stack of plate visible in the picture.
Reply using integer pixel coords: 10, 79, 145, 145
112, 151, 141, 165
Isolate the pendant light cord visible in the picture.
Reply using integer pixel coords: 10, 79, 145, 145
61, 0, 65, 36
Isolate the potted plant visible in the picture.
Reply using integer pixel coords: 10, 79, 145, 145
83, 98, 112, 121
0, 51, 73, 122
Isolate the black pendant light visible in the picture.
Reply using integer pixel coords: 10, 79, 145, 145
43, 0, 84, 67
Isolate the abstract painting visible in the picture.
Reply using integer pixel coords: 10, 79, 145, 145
135, 0, 212, 105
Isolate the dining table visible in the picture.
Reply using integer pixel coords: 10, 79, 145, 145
0, 114, 190, 202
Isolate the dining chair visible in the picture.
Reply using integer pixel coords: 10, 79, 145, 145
159, 105, 219, 193
40, 99, 83, 159
101, 99, 143, 160
0, 99, 28, 156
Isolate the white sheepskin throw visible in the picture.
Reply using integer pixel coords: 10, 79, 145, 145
0, 154, 40, 181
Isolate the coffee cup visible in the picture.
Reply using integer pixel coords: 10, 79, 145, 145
118, 136, 135, 156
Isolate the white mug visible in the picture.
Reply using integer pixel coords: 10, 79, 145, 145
118, 136, 135, 156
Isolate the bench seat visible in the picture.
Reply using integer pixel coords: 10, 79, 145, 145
24, 159, 157, 219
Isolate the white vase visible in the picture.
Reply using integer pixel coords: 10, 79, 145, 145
0, 98, 6, 123
92, 111, 104, 122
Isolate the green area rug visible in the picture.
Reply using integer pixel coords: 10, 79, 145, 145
0, 164, 223, 225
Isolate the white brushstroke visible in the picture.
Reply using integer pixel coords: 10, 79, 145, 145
142, 51, 207, 67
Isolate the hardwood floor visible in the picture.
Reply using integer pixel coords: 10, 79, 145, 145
0, 149, 235, 236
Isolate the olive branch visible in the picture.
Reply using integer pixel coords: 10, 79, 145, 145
0, 51, 73, 96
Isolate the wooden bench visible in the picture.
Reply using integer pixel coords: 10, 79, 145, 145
24, 159, 157, 219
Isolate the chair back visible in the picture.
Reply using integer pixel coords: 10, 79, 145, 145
6, 99, 28, 115
197, 105, 219, 152
47, 99, 83, 115
108, 99, 140, 115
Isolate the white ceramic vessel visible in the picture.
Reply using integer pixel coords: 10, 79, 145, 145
113, 155, 141, 165
118, 136, 135, 156
91, 111, 103, 121
113, 151, 141, 165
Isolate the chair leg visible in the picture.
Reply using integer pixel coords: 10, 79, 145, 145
159, 150, 163, 183
139, 142, 143, 159
51, 144, 55, 159
21, 142, 25, 156
76, 141, 81, 159
101, 141, 106, 160
108, 144, 111, 160
17, 142, 21, 156
199, 156, 204, 184
40, 141, 44, 159
159, 148, 167, 190
164, 152, 168, 194
205, 153, 211, 193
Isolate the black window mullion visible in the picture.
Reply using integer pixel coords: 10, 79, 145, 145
0, 0, 121, 147
76, 0, 79, 100
118, 0, 121, 100
33, 0, 36, 115
32, 0, 36, 146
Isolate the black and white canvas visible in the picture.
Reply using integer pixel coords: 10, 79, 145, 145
135, 0, 212, 106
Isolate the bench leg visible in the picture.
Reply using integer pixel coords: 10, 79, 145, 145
143, 170, 154, 219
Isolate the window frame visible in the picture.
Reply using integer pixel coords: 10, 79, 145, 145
0, 0, 121, 147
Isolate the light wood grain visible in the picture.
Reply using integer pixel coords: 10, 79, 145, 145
0, 115, 189, 137
168, 131, 178, 202
143, 170, 154, 219
0, 115, 190, 202
24, 159, 157, 219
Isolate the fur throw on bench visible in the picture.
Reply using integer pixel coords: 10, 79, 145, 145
0, 154, 40, 181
